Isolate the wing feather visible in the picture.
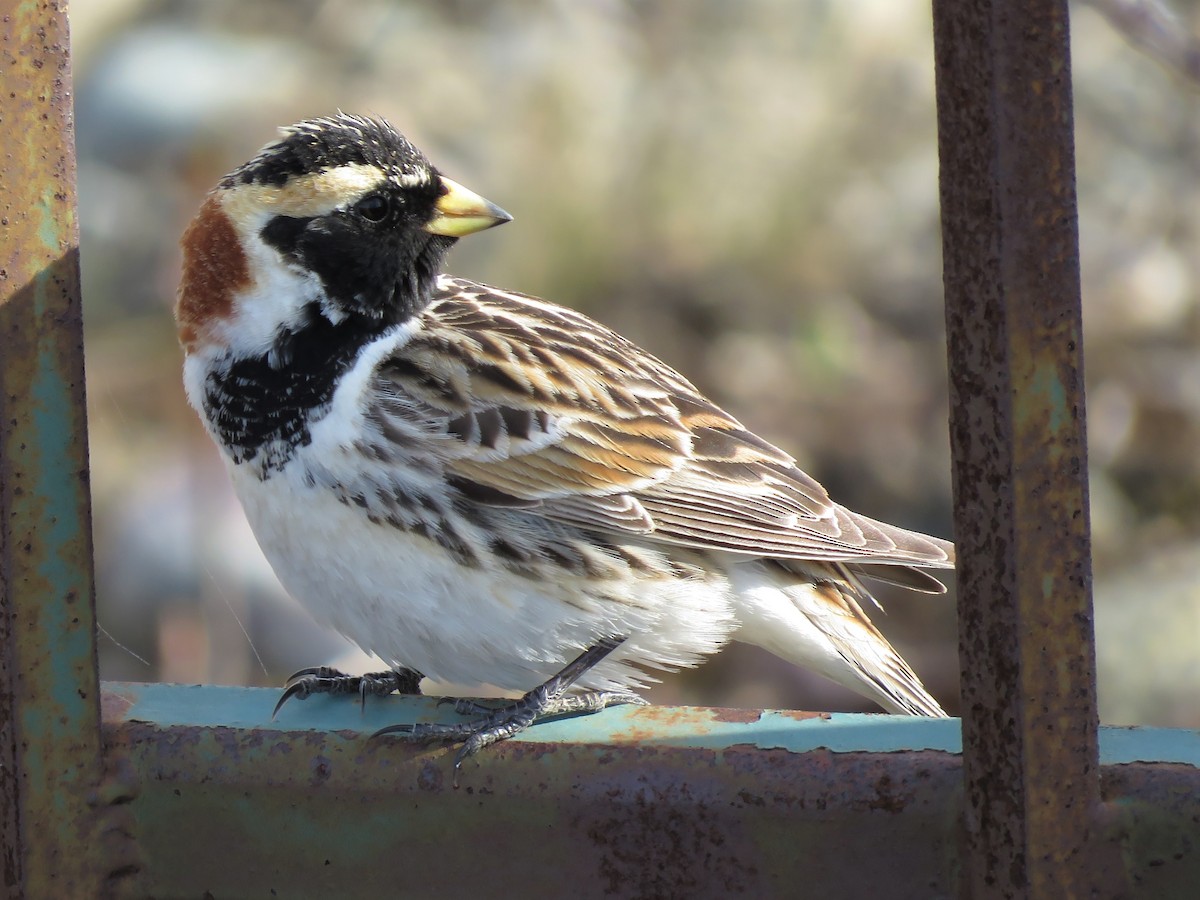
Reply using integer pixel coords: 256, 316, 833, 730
368, 278, 953, 569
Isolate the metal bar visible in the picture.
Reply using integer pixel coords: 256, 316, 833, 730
0, 5, 112, 897
930, 1, 1107, 896
101, 683, 1200, 899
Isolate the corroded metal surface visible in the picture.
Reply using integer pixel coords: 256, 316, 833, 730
100, 683, 1200, 899
1101, 764, 1200, 897
103, 685, 966, 899
0, 3, 113, 896
931, 0, 1107, 896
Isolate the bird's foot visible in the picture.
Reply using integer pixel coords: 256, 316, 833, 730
272, 665, 424, 718
373, 637, 646, 785
440, 690, 645, 719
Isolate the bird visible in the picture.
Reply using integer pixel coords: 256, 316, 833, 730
175, 113, 954, 776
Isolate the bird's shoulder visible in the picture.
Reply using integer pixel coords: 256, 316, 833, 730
375, 276, 807, 488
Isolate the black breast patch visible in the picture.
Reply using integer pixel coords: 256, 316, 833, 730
203, 308, 385, 475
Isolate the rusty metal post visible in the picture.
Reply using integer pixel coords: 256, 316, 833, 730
931, 1, 1104, 897
0, 4, 111, 897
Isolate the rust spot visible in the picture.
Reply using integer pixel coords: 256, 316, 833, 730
709, 707, 764, 725
630, 706, 707, 727
175, 196, 248, 352
416, 759, 444, 792
776, 709, 833, 722
607, 705, 717, 744
310, 754, 332, 787
866, 774, 913, 814
99, 687, 135, 723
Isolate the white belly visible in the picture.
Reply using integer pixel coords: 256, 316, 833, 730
229, 461, 738, 694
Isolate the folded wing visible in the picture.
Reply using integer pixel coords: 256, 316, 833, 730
369, 279, 954, 574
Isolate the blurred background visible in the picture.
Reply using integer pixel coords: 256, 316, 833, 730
73, 0, 1200, 726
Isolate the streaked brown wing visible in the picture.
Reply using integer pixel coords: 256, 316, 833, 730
371, 279, 953, 568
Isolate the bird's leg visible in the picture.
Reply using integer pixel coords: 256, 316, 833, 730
272, 665, 424, 718
373, 636, 647, 784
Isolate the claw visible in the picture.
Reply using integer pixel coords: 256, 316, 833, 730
272, 666, 424, 719
271, 681, 310, 719
370, 721, 466, 744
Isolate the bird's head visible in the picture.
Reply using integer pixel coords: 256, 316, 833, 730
175, 114, 510, 359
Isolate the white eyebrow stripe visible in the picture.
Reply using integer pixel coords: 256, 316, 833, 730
395, 169, 433, 188
219, 163, 390, 226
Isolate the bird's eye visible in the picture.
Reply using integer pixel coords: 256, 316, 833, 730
355, 193, 391, 223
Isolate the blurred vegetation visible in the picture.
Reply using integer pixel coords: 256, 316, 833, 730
73, 0, 1200, 725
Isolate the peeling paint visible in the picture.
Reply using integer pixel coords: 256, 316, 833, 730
99, 682, 1200, 898
0, 5, 112, 896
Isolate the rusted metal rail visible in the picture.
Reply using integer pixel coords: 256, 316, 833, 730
0, 2, 119, 897
101, 683, 1200, 898
931, 0, 1114, 896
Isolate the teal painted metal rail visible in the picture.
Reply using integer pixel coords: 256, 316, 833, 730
102, 683, 1200, 898
109, 682, 1200, 766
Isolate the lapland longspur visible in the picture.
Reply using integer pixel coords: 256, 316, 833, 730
177, 114, 954, 773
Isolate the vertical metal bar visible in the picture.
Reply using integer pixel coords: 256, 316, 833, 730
0, 4, 107, 897
931, 1, 1102, 897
